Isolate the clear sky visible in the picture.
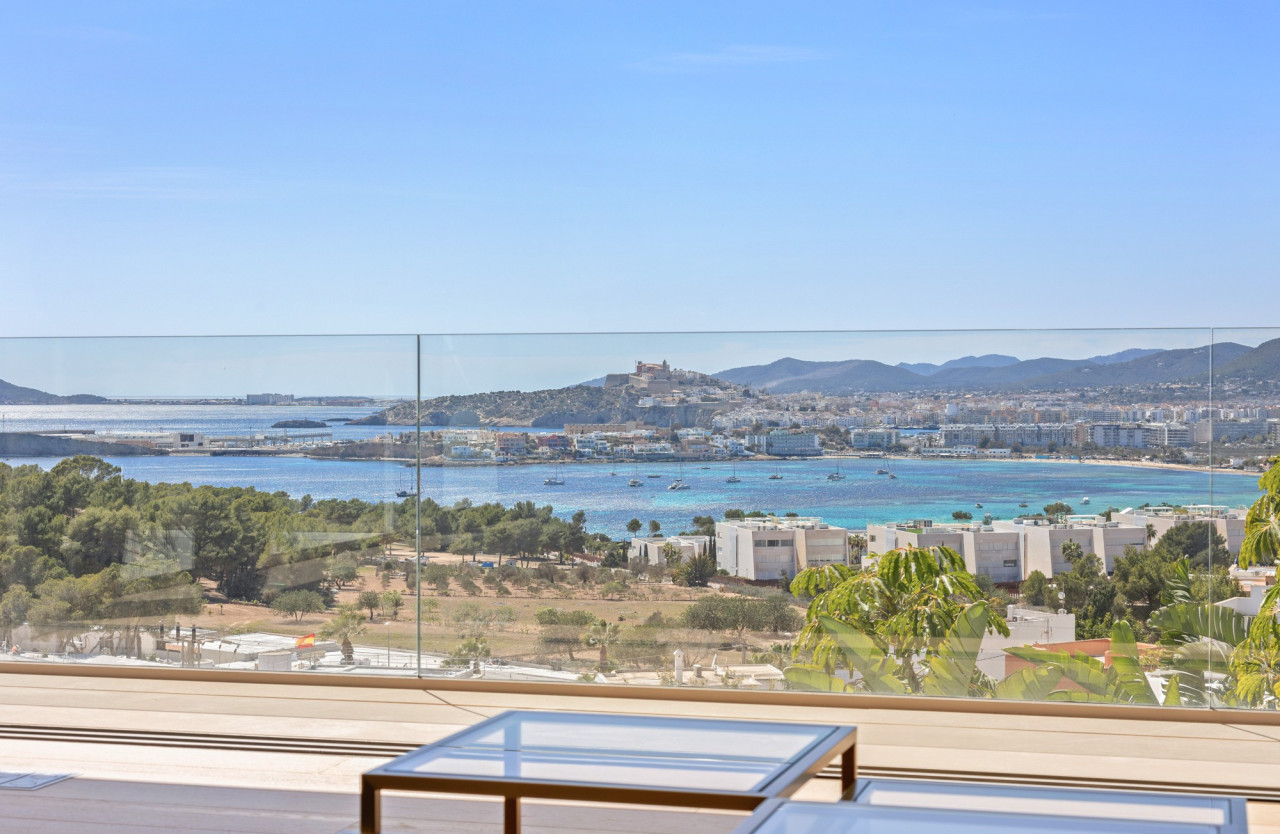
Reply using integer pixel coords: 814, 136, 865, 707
2, 2, 1277, 341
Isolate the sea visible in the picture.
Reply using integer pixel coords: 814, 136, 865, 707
0, 404, 1262, 539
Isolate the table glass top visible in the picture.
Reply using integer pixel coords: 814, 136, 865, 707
742, 802, 1227, 834
380, 712, 847, 793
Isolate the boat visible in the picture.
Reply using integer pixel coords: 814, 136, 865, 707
827, 463, 845, 481
543, 464, 566, 486
1018, 502, 1028, 508
699, 466, 710, 470
668, 479, 690, 491
725, 463, 741, 484
1081, 496, 1091, 505
888, 473, 897, 479
395, 489, 416, 498
647, 474, 662, 478
769, 473, 784, 480
974, 502, 983, 508
610, 471, 617, 476
628, 478, 642, 487
875, 468, 889, 475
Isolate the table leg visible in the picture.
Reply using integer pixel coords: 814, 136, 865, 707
360, 781, 380, 834
841, 746, 857, 800
504, 795, 521, 834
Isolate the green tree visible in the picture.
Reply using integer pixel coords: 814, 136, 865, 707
322, 606, 368, 665
270, 589, 326, 623
951, 510, 973, 522
673, 552, 717, 587
626, 518, 642, 536
1021, 570, 1049, 607
582, 618, 621, 671
647, 519, 661, 537
327, 554, 360, 589
380, 591, 404, 620
356, 590, 382, 620
789, 545, 1008, 694
1043, 502, 1073, 520
1152, 522, 1231, 570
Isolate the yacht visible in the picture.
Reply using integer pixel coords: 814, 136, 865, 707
1018, 502, 1028, 508
668, 479, 690, 491
1081, 496, 1091, 505
827, 463, 845, 481
974, 502, 983, 508
725, 463, 741, 484
887, 473, 897, 479
647, 474, 662, 478
769, 473, 784, 480
543, 464, 565, 486
875, 468, 890, 475
628, 478, 642, 487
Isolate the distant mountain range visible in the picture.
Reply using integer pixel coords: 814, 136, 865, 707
0, 378, 111, 405
714, 340, 1275, 394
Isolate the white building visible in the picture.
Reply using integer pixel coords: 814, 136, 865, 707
977, 606, 1077, 680
867, 521, 1023, 584
992, 516, 1148, 576
1112, 505, 1247, 555
627, 535, 710, 564
716, 516, 849, 581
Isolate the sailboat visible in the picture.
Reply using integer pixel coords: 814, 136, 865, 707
543, 464, 565, 486
725, 462, 740, 484
628, 464, 643, 487
668, 461, 691, 490
768, 461, 784, 480
395, 470, 417, 498
827, 462, 845, 481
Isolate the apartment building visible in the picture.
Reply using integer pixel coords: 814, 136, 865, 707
867, 521, 1023, 583
746, 430, 821, 456
715, 516, 849, 581
993, 516, 1148, 575
849, 428, 900, 449
1112, 505, 1246, 555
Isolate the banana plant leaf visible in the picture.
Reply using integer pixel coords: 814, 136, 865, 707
1107, 621, 1159, 705
783, 665, 851, 693
1151, 602, 1247, 647
817, 614, 907, 694
922, 602, 989, 698
994, 665, 1064, 701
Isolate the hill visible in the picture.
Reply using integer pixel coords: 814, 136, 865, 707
0, 378, 111, 405
715, 357, 926, 393
897, 354, 1020, 376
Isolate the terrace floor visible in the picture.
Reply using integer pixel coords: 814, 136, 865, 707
2, 670, 1280, 833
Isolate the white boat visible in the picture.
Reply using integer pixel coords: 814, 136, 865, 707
1081, 496, 1091, 505
827, 463, 845, 481
543, 464, 565, 486
726, 463, 740, 484
628, 478, 642, 487
668, 479, 690, 491
875, 468, 890, 475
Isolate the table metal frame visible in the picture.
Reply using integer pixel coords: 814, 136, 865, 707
359, 710, 857, 833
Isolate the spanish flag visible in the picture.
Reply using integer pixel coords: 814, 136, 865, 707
295, 634, 315, 649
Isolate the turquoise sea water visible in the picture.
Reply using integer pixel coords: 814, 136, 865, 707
3, 453, 1258, 540
0, 404, 1261, 538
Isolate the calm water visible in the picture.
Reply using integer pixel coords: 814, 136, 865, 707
2, 453, 1258, 540
0, 404, 1260, 538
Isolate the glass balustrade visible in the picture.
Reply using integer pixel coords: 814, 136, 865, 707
1, 327, 1276, 711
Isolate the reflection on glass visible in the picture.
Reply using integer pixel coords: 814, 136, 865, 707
2, 329, 1278, 709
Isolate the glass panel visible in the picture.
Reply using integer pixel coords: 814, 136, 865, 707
0, 335, 417, 674
1208, 327, 1280, 711
407, 328, 1227, 707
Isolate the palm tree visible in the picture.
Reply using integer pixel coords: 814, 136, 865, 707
848, 534, 867, 564
582, 618, 621, 671
319, 606, 367, 664
789, 545, 1008, 693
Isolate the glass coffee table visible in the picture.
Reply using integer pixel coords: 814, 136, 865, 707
359, 710, 857, 833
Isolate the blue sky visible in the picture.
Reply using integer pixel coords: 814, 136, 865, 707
1, 328, 1275, 398
2, 2, 1277, 342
